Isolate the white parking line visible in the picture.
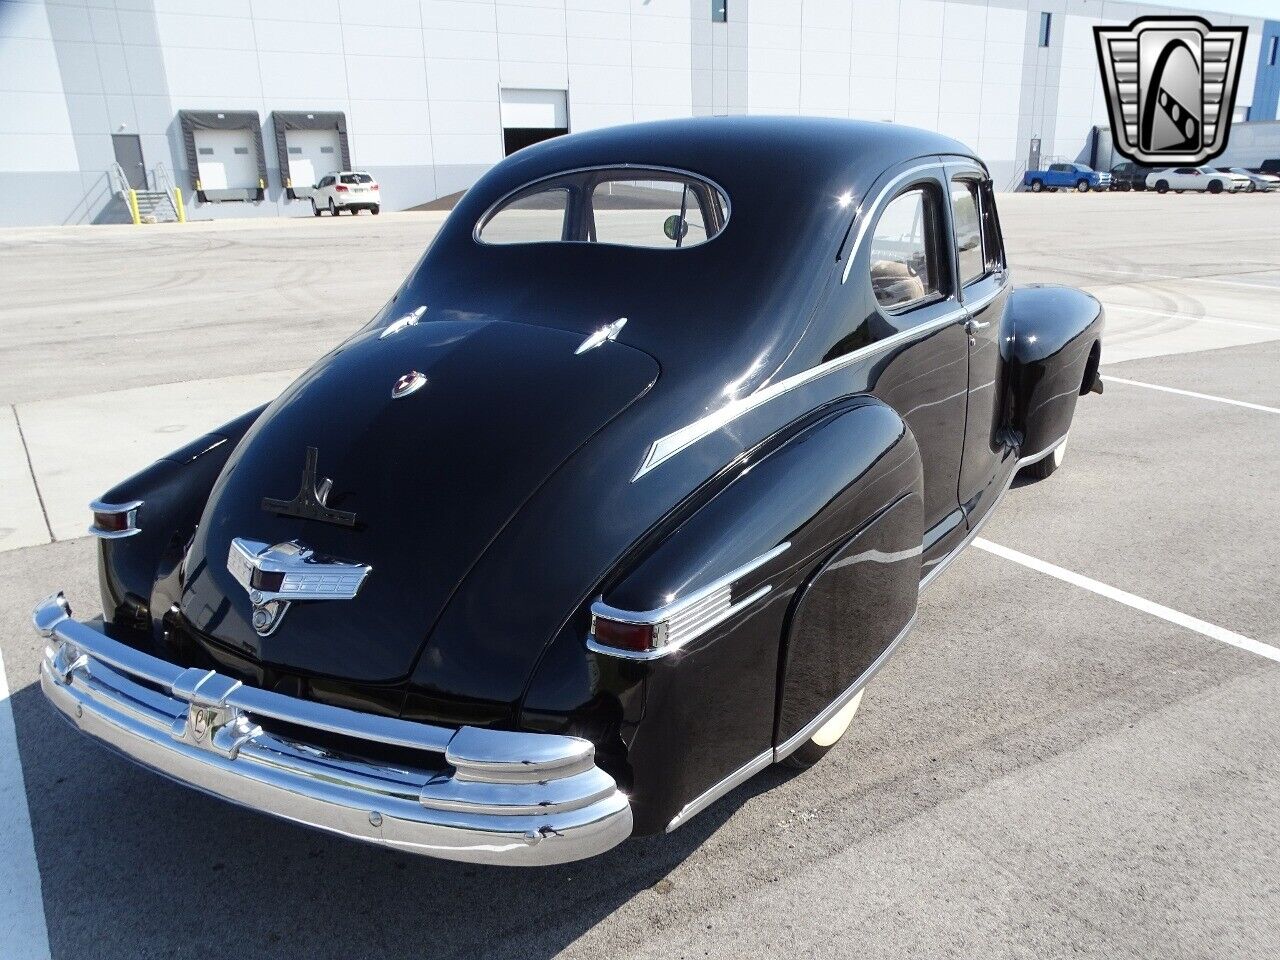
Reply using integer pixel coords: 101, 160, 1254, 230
1089, 266, 1280, 291
1103, 376, 1280, 415
0, 649, 53, 960
1103, 302, 1279, 333
974, 539, 1280, 665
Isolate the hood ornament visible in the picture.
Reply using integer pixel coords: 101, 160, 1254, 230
262, 447, 357, 527
228, 538, 371, 636
392, 370, 427, 399
379, 304, 426, 340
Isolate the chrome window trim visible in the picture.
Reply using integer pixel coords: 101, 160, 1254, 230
88, 499, 143, 539
840, 160, 941, 285
472, 163, 732, 248
587, 541, 789, 660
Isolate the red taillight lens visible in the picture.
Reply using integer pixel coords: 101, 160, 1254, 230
250, 569, 285, 593
335, 184, 349, 192
590, 616, 656, 653
92, 510, 128, 533
370, 184, 379, 190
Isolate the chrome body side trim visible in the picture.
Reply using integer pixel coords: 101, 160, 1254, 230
774, 613, 918, 762
88, 499, 143, 539
919, 432, 1068, 591
587, 541, 790, 660
575, 316, 628, 355
633, 305, 971, 479
665, 747, 774, 833
34, 594, 631, 866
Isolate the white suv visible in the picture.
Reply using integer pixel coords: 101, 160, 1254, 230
312, 171, 381, 215
1146, 167, 1249, 194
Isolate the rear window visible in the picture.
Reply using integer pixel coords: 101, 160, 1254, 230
341, 173, 373, 184
477, 168, 729, 249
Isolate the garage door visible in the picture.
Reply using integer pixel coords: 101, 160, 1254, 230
193, 128, 259, 190
500, 88, 568, 156
285, 128, 341, 190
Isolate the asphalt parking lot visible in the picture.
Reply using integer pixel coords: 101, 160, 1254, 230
1, 192, 1278, 959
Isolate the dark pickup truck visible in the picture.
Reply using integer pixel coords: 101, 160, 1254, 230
1109, 162, 1159, 191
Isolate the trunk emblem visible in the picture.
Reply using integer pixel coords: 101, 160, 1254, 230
228, 538, 372, 636
392, 370, 427, 399
262, 446, 357, 527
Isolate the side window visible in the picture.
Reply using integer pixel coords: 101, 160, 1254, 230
477, 186, 570, 244
978, 180, 1006, 273
950, 180, 984, 286
869, 187, 942, 310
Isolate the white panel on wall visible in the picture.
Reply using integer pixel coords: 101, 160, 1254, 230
426, 58, 499, 100
153, 12, 258, 50
339, 0, 423, 29
568, 101, 633, 133
499, 61, 570, 88
500, 88, 567, 127
567, 36, 631, 66
346, 55, 430, 100
256, 51, 349, 100
431, 132, 502, 165
426, 100, 500, 135
0, 1, 53, 40
423, 0, 499, 33
497, 3, 567, 37
252, 19, 344, 55
568, 64, 633, 104
499, 33, 569, 64
424, 29, 500, 60
350, 99, 432, 135
564, 9, 630, 41
164, 48, 263, 97
351, 133, 434, 165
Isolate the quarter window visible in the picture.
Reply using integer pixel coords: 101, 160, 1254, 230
951, 181, 985, 286
869, 188, 942, 310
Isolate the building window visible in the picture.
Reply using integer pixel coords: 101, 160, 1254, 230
1039, 12, 1052, 48
1268, 36, 1277, 66
712, 1, 727, 23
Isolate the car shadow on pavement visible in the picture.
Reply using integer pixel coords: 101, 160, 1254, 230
11, 679, 791, 960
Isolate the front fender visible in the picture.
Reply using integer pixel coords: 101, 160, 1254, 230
94, 406, 266, 643
1003, 285, 1104, 458
520, 396, 922, 833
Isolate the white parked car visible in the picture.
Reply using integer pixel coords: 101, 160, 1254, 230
311, 171, 381, 215
1145, 167, 1249, 194
1215, 167, 1279, 192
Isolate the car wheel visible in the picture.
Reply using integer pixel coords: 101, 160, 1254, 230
311, 199, 320, 217
1208, 180, 1223, 194
783, 690, 865, 770
1030, 179, 1043, 193
1246, 183, 1256, 193
372, 205, 381, 215
328, 199, 338, 216
1155, 180, 1169, 193
1024, 433, 1068, 481
1076, 179, 1089, 192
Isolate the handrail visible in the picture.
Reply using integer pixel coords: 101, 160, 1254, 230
108, 162, 131, 200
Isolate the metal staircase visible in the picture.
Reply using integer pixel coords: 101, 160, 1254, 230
111, 161, 185, 224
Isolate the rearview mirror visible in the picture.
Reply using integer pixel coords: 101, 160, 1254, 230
663, 215, 688, 241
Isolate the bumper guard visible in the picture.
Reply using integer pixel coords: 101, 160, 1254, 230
33, 593, 631, 866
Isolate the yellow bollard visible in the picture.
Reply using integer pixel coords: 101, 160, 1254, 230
173, 187, 186, 223
127, 188, 141, 225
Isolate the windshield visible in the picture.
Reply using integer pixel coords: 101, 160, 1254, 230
477, 167, 729, 249
341, 173, 374, 184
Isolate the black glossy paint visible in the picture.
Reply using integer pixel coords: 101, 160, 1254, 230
89, 117, 1103, 838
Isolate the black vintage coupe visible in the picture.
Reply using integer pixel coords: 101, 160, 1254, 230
35, 117, 1103, 866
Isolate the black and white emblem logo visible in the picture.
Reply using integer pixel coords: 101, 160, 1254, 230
1094, 17, 1247, 165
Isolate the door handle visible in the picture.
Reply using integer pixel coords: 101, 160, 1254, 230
964, 318, 990, 334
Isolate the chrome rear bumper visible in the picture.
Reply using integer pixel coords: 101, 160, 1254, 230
34, 593, 631, 866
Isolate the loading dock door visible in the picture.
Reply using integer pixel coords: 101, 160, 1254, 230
286, 128, 341, 189
500, 89, 568, 156
193, 128, 259, 190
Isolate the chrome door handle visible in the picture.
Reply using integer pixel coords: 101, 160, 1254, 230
964, 318, 990, 334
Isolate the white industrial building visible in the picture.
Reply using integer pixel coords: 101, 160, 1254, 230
1, 0, 1277, 225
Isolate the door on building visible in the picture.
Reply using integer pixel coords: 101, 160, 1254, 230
112, 134, 146, 189
286, 128, 341, 188
192, 128, 259, 190
500, 89, 568, 157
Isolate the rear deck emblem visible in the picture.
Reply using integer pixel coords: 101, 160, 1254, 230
392, 370, 427, 399
1094, 16, 1247, 165
262, 446, 357, 527
228, 538, 371, 636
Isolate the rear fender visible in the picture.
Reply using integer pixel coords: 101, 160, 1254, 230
520, 396, 922, 834
1002, 285, 1105, 458
93, 406, 265, 642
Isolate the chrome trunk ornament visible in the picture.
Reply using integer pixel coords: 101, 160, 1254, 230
228, 538, 371, 636
391, 370, 428, 398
